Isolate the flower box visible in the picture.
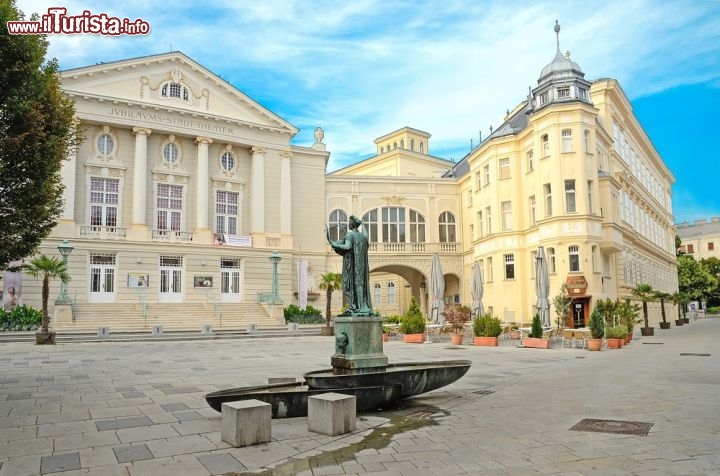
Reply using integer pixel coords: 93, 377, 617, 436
473, 336, 498, 346
403, 333, 425, 343
523, 337, 550, 349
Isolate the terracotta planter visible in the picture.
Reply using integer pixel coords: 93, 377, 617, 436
450, 334, 464, 345
403, 333, 425, 343
606, 338, 621, 349
640, 327, 654, 336
473, 336, 499, 346
627, 333, 633, 342
624, 335, 631, 345
35, 332, 56, 345
523, 337, 550, 349
659, 322, 671, 329
382, 333, 389, 342
587, 338, 602, 351
675, 319, 684, 326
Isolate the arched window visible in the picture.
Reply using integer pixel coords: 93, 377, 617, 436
419, 142, 424, 153
362, 209, 378, 242
400, 139, 405, 149
409, 210, 425, 243
410, 139, 415, 151
374, 283, 382, 305
387, 282, 396, 305
382, 207, 405, 243
393, 142, 397, 149
327, 209, 347, 241
438, 212, 456, 242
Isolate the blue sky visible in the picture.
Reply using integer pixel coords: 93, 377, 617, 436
17, 0, 720, 224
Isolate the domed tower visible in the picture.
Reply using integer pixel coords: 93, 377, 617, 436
528, 20, 593, 114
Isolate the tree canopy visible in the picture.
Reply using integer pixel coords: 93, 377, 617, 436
677, 254, 717, 302
0, 1, 81, 270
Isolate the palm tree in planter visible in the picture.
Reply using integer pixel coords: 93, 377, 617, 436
632, 283, 656, 336
318, 272, 342, 336
670, 292, 688, 326
654, 291, 672, 329
25, 255, 70, 345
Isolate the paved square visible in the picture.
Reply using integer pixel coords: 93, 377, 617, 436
1, 318, 719, 475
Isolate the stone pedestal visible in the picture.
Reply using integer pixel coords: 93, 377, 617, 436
331, 316, 388, 372
53, 304, 73, 326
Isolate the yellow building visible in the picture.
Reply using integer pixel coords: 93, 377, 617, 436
13, 26, 677, 330
676, 219, 720, 259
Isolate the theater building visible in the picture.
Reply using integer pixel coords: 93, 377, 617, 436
16, 28, 677, 330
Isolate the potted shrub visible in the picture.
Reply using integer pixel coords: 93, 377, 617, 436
587, 307, 604, 351
25, 255, 70, 345
606, 326, 627, 349
523, 314, 550, 349
617, 298, 640, 343
401, 297, 425, 343
443, 304, 471, 345
473, 313, 503, 346
632, 284, 655, 336
382, 315, 402, 342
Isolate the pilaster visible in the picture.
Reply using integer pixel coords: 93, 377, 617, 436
195, 136, 213, 243
280, 151, 292, 235
251, 146, 265, 235
131, 127, 151, 229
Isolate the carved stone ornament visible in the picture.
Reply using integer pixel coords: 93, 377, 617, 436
382, 195, 406, 205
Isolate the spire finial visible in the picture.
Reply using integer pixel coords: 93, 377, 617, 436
554, 20, 561, 52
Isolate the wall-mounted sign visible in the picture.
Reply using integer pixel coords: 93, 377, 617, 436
194, 276, 213, 288
565, 275, 588, 295
128, 273, 149, 288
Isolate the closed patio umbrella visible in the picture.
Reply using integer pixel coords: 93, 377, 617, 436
471, 261, 484, 317
536, 246, 551, 327
430, 254, 445, 323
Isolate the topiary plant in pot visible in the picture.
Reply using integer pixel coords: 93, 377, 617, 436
587, 307, 605, 351
473, 313, 502, 346
401, 297, 426, 343
523, 314, 550, 349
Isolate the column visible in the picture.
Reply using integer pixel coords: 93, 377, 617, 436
132, 127, 151, 226
250, 147, 265, 234
195, 136, 213, 230
280, 151, 292, 235
59, 148, 76, 220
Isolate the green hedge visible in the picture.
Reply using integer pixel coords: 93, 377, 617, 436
283, 304, 323, 324
0, 305, 42, 332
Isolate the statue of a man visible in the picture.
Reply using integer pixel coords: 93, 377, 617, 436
327, 215, 373, 316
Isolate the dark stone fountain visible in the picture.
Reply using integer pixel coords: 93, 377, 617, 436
205, 215, 471, 417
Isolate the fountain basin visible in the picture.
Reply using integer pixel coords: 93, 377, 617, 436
304, 360, 471, 398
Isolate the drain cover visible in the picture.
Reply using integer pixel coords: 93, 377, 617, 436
570, 419, 653, 436
642, 342, 664, 345
574, 356, 586, 359
680, 353, 711, 357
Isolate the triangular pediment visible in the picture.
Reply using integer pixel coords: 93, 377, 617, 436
61, 52, 297, 135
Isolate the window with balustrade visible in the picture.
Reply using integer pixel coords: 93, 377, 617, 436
439, 211, 456, 243
156, 183, 183, 232
89, 177, 119, 230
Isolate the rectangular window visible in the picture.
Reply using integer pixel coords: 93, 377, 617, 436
557, 87, 570, 98
484, 164, 490, 186
587, 180, 593, 214
542, 134, 549, 157
469, 224, 474, 239
159, 255, 183, 295
709, 242, 715, 251
221, 258, 242, 296
157, 183, 183, 231
562, 129, 573, 153
364, 209, 378, 242
531, 250, 537, 277
579, 88, 587, 100
565, 180, 576, 213
687, 244, 694, 253
526, 150, 534, 172
477, 211, 483, 237
501, 201, 512, 231
487, 257, 493, 282
544, 183, 552, 217
382, 207, 405, 243
475, 172, 482, 190
467, 189, 473, 207
499, 158, 510, 179
548, 247, 556, 273
540, 92, 549, 105
216, 190, 239, 235
529, 195, 536, 225
584, 130, 591, 153
504, 254, 515, 279
89, 177, 119, 229
569, 245, 580, 272
485, 206, 492, 234
409, 210, 425, 243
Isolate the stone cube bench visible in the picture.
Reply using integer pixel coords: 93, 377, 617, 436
308, 392, 356, 436
221, 399, 271, 447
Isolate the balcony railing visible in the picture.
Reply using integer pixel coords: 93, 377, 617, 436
368, 242, 460, 254
151, 229, 193, 242
80, 225, 127, 239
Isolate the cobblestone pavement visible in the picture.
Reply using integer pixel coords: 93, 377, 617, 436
1, 318, 718, 475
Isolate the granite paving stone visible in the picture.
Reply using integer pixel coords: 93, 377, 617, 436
40, 452, 82, 474
113, 444, 153, 463
196, 452, 247, 474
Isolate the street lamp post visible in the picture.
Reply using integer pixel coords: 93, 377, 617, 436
269, 251, 282, 304
55, 239, 74, 305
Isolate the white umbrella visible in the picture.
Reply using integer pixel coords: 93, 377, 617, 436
471, 261, 484, 317
430, 254, 445, 323
535, 246, 551, 327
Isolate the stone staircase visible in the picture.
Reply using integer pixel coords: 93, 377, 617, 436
55, 302, 286, 333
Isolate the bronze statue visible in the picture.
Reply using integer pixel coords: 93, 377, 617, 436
327, 215, 373, 316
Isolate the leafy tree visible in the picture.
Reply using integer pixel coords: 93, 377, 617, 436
677, 254, 716, 302
318, 272, 342, 326
699, 257, 720, 306
632, 284, 655, 329
25, 255, 69, 334
0, 1, 81, 270
551, 283, 572, 328
675, 235, 683, 255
